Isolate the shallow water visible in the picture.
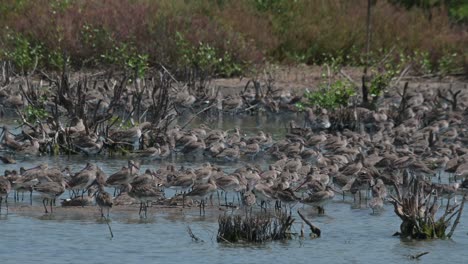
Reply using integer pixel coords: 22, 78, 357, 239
1, 196, 467, 264
1, 113, 468, 264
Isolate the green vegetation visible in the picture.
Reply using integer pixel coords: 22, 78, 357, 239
298, 80, 357, 110
176, 32, 243, 77
3, 33, 43, 74
0, 0, 466, 77
23, 103, 49, 124
450, 3, 468, 23
101, 42, 149, 78
438, 52, 464, 76
108, 116, 137, 130
391, 0, 468, 23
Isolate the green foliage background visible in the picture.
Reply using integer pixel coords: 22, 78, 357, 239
0, 0, 466, 76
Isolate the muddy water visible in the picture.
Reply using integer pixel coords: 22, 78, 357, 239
1, 113, 468, 264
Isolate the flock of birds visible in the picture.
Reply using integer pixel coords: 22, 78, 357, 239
0, 158, 339, 217
1, 84, 468, 220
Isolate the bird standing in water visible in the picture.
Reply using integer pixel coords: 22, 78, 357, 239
95, 184, 113, 218
0, 176, 12, 213
33, 176, 67, 214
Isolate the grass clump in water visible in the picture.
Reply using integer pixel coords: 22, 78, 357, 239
217, 212, 294, 243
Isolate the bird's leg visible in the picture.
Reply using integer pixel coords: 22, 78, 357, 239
139, 202, 143, 216
81, 190, 85, 203
29, 189, 33, 205
51, 199, 54, 213
202, 200, 206, 215
43, 198, 48, 214
317, 206, 324, 215
182, 192, 186, 208
5, 194, 8, 214
0, 197, 2, 213
199, 200, 202, 215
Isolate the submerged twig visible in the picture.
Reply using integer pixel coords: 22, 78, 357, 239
187, 225, 204, 242
409, 252, 429, 260
447, 194, 466, 239
297, 209, 321, 238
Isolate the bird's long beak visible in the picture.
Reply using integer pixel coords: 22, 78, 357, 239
129, 161, 140, 171
295, 178, 309, 192
330, 185, 343, 195
85, 179, 98, 192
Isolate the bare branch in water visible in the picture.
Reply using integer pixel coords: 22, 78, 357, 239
187, 226, 204, 242
447, 194, 466, 239
409, 252, 429, 260
297, 209, 321, 238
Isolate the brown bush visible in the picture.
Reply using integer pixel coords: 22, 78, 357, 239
0, 0, 466, 73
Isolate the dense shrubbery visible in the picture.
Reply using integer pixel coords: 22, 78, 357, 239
299, 80, 357, 110
0, 0, 466, 76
